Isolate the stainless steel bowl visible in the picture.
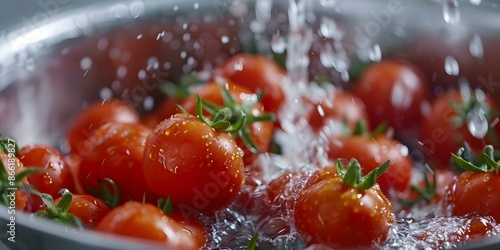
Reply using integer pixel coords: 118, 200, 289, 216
1, 0, 500, 249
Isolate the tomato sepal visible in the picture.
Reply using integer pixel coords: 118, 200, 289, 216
335, 159, 390, 190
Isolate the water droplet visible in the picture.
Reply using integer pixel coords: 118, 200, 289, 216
467, 106, 488, 139
80, 57, 92, 71
100, 88, 113, 100
368, 44, 382, 62
444, 56, 459, 76
194, 2, 199, 9
469, 34, 483, 59
443, 0, 460, 25
173, 5, 178, 11
319, 17, 343, 40
221, 35, 230, 44
129, 1, 145, 18
143, 96, 154, 111
271, 33, 286, 54
470, 0, 481, 5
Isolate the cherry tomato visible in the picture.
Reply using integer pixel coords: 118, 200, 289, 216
443, 171, 500, 222
169, 211, 208, 249
78, 122, 157, 204
18, 144, 75, 212
419, 90, 500, 168
327, 135, 413, 195
306, 90, 369, 134
96, 201, 197, 249
0, 151, 29, 210
214, 54, 286, 114
353, 60, 429, 134
294, 176, 394, 247
67, 99, 140, 157
142, 114, 244, 214
181, 81, 273, 166
53, 194, 110, 229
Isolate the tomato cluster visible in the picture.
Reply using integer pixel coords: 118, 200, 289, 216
1, 52, 500, 249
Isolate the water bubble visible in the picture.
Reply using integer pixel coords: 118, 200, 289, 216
79, 57, 92, 71
469, 34, 484, 59
271, 33, 286, 54
444, 56, 459, 76
470, 0, 481, 5
100, 87, 113, 100
129, 1, 145, 18
319, 17, 343, 40
194, 2, 199, 9
368, 44, 382, 62
467, 105, 488, 139
443, 0, 460, 25
173, 5, 178, 11
221, 35, 230, 44
143, 96, 154, 111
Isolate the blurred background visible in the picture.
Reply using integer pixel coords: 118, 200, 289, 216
0, 0, 102, 31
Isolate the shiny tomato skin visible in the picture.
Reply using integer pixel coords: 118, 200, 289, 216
18, 144, 75, 212
214, 53, 286, 114
419, 91, 500, 168
96, 202, 197, 249
327, 135, 412, 195
181, 81, 273, 166
67, 99, 140, 157
169, 211, 208, 249
143, 114, 244, 214
78, 122, 157, 204
53, 194, 110, 229
444, 172, 500, 222
353, 60, 429, 134
307, 90, 369, 134
0, 152, 29, 210
294, 177, 394, 247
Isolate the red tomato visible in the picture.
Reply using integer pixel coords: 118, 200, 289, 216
78, 122, 157, 204
214, 54, 286, 114
294, 176, 394, 247
306, 90, 369, 134
326, 135, 413, 195
142, 114, 244, 214
18, 144, 75, 212
181, 81, 273, 166
53, 194, 110, 229
419, 90, 500, 168
96, 202, 197, 249
0, 151, 29, 210
353, 60, 429, 134
443, 171, 500, 222
67, 99, 140, 157
169, 211, 208, 249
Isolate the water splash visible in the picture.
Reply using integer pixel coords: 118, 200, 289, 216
368, 43, 382, 62
271, 33, 287, 54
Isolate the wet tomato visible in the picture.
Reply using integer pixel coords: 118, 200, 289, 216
0, 151, 29, 210
419, 90, 500, 168
53, 194, 110, 229
78, 122, 157, 204
181, 81, 273, 166
142, 114, 244, 214
353, 60, 429, 135
18, 144, 75, 212
214, 53, 286, 114
294, 175, 394, 247
306, 89, 369, 134
326, 135, 413, 195
444, 171, 500, 222
169, 211, 208, 249
96, 201, 197, 249
67, 99, 139, 157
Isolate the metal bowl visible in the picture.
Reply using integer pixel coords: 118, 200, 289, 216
0, 0, 500, 249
